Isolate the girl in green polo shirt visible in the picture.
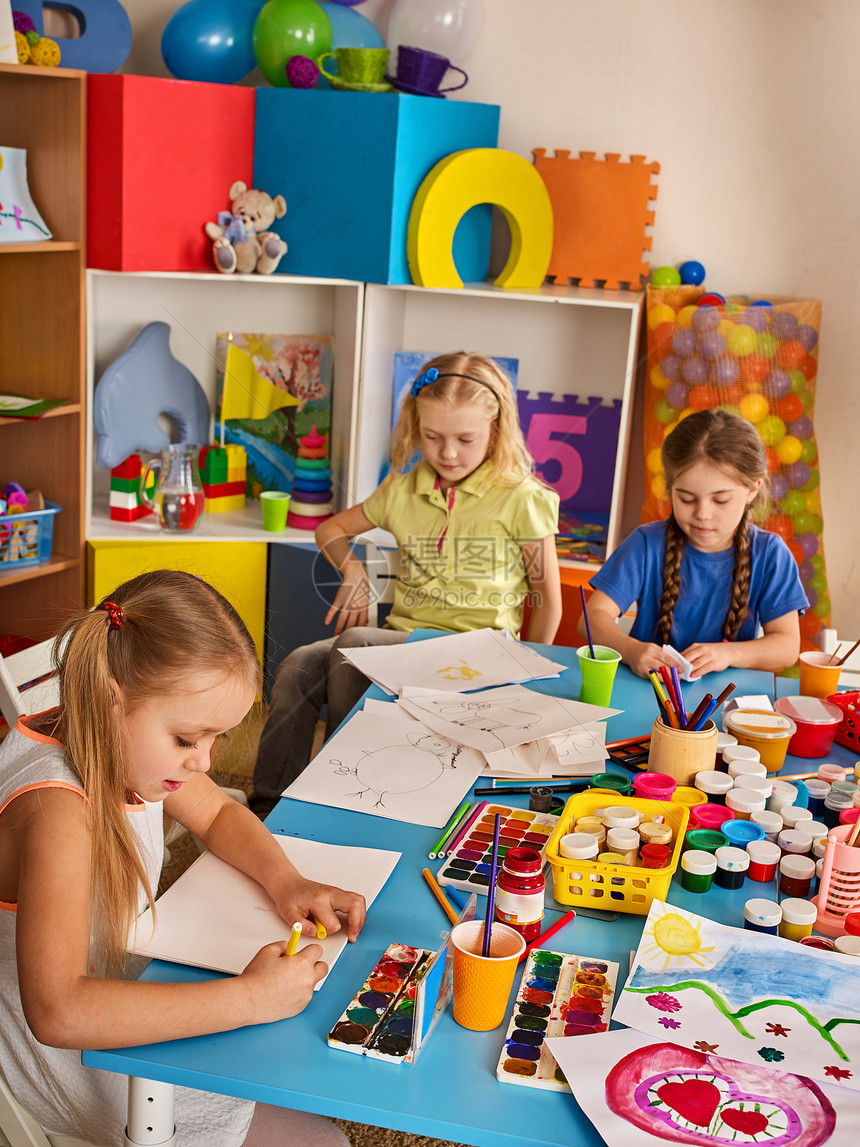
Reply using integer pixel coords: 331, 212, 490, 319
251, 352, 561, 815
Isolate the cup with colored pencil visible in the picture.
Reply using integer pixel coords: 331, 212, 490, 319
576, 587, 622, 706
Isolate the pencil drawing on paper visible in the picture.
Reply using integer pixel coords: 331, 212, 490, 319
330, 731, 464, 809
418, 695, 541, 751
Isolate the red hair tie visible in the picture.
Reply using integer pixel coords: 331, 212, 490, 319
102, 601, 124, 630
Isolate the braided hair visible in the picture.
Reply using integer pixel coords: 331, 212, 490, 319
659, 409, 768, 645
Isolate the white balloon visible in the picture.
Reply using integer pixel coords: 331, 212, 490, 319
387, 0, 484, 65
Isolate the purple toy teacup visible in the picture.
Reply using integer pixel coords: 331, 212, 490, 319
387, 45, 469, 97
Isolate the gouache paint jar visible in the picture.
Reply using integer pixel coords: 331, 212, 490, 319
689, 803, 732, 833
724, 709, 796, 774
722, 744, 762, 771
805, 779, 830, 819
834, 935, 860, 957
588, 772, 633, 796
600, 806, 641, 831
715, 731, 738, 771
725, 788, 767, 821
779, 854, 815, 898
777, 828, 814, 857
727, 757, 768, 781
638, 820, 673, 848
721, 819, 766, 849
632, 771, 677, 802
605, 828, 640, 867
767, 780, 798, 815
751, 810, 783, 842
799, 935, 835, 951
778, 898, 818, 942
818, 763, 846, 784
732, 774, 773, 800
743, 898, 782, 934
640, 843, 671, 869
695, 770, 734, 804
746, 839, 781, 882
781, 805, 814, 831
680, 850, 717, 893
494, 847, 545, 944
714, 846, 750, 890
685, 829, 729, 855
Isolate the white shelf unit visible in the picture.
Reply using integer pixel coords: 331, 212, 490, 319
357, 281, 645, 566
85, 270, 364, 543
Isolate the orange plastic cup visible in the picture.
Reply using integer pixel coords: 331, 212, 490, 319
799, 651, 842, 700
451, 920, 525, 1031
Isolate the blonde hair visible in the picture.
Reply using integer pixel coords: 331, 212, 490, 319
390, 352, 534, 485
659, 409, 768, 644
53, 570, 260, 975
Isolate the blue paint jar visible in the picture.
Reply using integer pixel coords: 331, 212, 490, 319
805, 779, 830, 820
743, 898, 782, 934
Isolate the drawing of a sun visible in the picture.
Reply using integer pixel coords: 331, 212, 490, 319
638, 910, 719, 971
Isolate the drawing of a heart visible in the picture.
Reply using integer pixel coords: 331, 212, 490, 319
721, 1109, 770, 1136
657, 1080, 721, 1126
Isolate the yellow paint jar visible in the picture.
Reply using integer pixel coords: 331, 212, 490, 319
724, 709, 797, 775
777, 897, 818, 942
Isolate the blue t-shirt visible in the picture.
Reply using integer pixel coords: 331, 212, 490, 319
590, 521, 808, 649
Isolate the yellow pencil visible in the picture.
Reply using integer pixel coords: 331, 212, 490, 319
314, 917, 327, 940
285, 921, 303, 956
422, 867, 458, 926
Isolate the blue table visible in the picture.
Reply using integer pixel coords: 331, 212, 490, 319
84, 649, 855, 1147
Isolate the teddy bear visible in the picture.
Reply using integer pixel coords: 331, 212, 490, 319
204, 181, 287, 275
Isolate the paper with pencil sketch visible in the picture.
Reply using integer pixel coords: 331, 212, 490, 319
483, 723, 609, 777
283, 703, 485, 827
130, 836, 399, 987
338, 627, 565, 696
398, 683, 618, 756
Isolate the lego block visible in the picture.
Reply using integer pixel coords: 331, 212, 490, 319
199, 447, 229, 485
202, 480, 246, 499
204, 494, 246, 514
109, 475, 141, 495
111, 453, 143, 481
532, 150, 659, 291
254, 90, 500, 285
87, 76, 255, 272
109, 503, 152, 523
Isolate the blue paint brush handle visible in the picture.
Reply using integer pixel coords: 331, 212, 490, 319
692, 696, 719, 731
482, 814, 501, 958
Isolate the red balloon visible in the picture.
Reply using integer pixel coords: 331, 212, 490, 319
775, 339, 806, 369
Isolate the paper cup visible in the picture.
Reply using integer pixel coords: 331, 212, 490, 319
576, 645, 622, 706
260, 490, 291, 532
798, 651, 842, 700
451, 920, 525, 1031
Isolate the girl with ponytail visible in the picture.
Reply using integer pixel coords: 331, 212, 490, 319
580, 409, 808, 678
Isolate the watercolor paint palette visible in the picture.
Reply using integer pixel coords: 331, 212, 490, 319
436, 804, 559, 894
496, 949, 619, 1091
606, 735, 651, 771
327, 941, 450, 1065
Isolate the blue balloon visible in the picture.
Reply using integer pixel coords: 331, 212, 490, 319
162, 0, 265, 84
316, 1, 384, 84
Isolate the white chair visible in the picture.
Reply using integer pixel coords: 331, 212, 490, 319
0, 639, 59, 729
363, 539, 401, 628
0, 1067, 99, 1147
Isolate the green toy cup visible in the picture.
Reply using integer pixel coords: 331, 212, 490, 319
260, 491, 290, 532
577, 644, 622, 707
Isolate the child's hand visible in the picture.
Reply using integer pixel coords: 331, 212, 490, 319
241, 941, 327, 1023
681, 642, 732, 677
628, 642, 678, 678
324, 562, 371, 635
272, 879, 367, 943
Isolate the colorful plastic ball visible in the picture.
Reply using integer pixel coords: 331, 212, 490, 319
717, 404, 740, 418
655, 398, 677, 424
756, 331, 778, 358
779, 490, 805, 516
805, 586, 818, 609
802, 467, 820, 493
648, 303, 677, 330
671, 328, 697, 357
697, 293, 725, 308
650, 322, 676, 359
788, 415, 813, 440
657, 352, 680, 381
680, 356, 708, 385
690, 307, 721, 333
788, 369, 806, 394
769, 474, 788, 502
809, 554, 825, 574
774, 394, 803, 424
796, 532, 818, 558
726, 324, 757, 356
813, 596, 831, 620
253, 0, 333, 88
751, 299, 773, 308
740, 308, 768, 332
646, 446, 664, 473
799, 611, 821, 638
769, 312, 799, 340
765, 514, 794, 543
697, 330, 726, 359
677, 305, 698, 328
651, 265, 682, 286
762, 369, 791, 399
784, 461, 810, 489
792, 510, 814, 535
738, 393, 769, 424
799, 389, 814, 413
799, 353, 818, 382
650, 473, 667, 499
649, 364, 671, 391
775, 434, 802, 465
764, 446, 779, 475
788, 541, 804, 565
738, 354, 770, 386
809, 513, 823, 535
712, 357, 740, 386
798, 324, 819, 352
666, 382, 688, 410
798, 560, 814, 583
161, 0, 263, 83
679, 260, 706, 285
775, 339, 806, 370
804, 490, 821, 514
718, 382, 745, 406
686, 385, 717, 412
809, 572, 828, 597
286, 53, 319, 85
756, 415, 786, 446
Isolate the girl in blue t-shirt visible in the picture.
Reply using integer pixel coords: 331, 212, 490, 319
581, 409, 808, 678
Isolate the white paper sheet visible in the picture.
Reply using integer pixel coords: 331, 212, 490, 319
662, 645, 700, 682
283, 705, 484, 827
339, 627, 565, 695
398, 682, 618, 755
548, 1027, 858, 1147
613, 899, 860, 1091
131, 836, 400, 986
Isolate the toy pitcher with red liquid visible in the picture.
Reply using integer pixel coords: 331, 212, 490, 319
140, 444, 205, 532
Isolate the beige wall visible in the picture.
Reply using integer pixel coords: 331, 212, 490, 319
113, 0, 860, 636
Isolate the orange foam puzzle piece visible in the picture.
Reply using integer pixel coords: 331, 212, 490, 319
533, 150, 659, 291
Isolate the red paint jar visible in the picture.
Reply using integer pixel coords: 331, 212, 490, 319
493, 846, 545, 943
640, 843, 671, 869
779, 853, 815, 898
746, 839, 781, 882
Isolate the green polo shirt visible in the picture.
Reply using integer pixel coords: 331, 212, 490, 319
362, 461, 559, 637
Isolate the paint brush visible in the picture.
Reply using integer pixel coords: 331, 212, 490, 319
669, 664, 687, 727
285, 921, 303, 957
837, 637, 860, 666
684, 693, 712, 731
691, 696, 720, 732
482, 814, 502, 958
580, 585, 595, 659
428, 797, 472, 859
422, 868, 458, 926
847, 818, 860, 848
444, 800, 487, 856
826, 643, 843, 667
518, 910, 576, 963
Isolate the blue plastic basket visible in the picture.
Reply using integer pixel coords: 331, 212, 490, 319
0, 501, 61, 569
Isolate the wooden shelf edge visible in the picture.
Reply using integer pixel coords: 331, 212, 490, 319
0, 553, 81, 588
0, 404, 82, 427
0, 61, 86, 80
0, 241, 81, 255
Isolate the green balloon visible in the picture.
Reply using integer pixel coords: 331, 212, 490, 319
813, 595, 831, 619
253, 0, 332, 88
800, 439, 817, 464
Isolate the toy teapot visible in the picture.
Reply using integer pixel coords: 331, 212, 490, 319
140, 444, 205, 532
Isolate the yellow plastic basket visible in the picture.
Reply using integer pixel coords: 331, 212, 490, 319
545, 791, 689, 915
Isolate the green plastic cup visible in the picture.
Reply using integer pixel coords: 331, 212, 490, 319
577, 644, 622, 706
260, 491, 291, 532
